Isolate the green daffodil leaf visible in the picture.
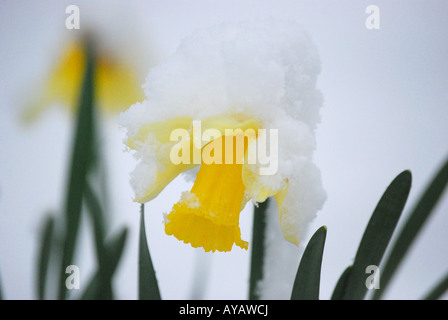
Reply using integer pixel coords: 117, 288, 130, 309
58, 38, 96, 300
341, 170, 412, 300
36, 214, 55, 300
291, 226, 327, 300
373, 156, 448, 299
331, 266, 352, 300
80, 227, 128, 300
423, 271, 448, 300
139, 204, 161, 300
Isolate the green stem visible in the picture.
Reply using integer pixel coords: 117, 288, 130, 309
249, 198, 269, 300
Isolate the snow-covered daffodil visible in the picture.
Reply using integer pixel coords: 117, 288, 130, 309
121, 20, 326, 252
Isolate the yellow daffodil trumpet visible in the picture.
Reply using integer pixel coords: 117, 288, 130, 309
165, 134, 252, 252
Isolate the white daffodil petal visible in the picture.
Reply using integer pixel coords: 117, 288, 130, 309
127, 116, 196, 202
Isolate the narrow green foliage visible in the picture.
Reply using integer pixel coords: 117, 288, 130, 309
249, 198, 269, 300
84, 183, 106, 268
139, 204, 161, 300
340, 170, 411, 300
85, 181, 118, 299
331, 266, 352, 300
373, 157, 448, 299
58, 38, 96, 300
37, 215, 55, 300
80, 228, 128, 300
423, 271, 448, 300
291, 226, 327, 300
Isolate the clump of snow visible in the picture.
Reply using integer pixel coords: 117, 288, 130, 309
121, 18, 322, 129
180, 191, 201, 209
256, 199, 302, 299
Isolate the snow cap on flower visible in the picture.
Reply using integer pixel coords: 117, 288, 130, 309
120, 19, 326, 249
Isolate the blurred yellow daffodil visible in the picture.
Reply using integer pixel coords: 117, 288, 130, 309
22, 39, 144, 122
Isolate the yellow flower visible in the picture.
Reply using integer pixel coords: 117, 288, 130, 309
164, 133, 251, 252
22, 39, 144, 122
121, 20, 326, 253
126, 115, 292, 252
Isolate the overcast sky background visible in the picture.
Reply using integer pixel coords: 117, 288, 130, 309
1, 0, 447, 300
